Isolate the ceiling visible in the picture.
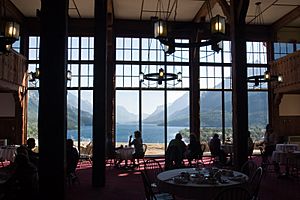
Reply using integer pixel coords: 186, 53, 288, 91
10, 0, 300, 27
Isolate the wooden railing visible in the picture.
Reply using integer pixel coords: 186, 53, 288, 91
0, 51, 27, 89
270, 50, 300, 93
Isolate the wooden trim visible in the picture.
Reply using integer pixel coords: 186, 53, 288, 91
193, 0, 218, 23
272, 6, 300, 31
217, 0, 230, 20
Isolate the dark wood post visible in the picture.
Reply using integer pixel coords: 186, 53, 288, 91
93, 0, 107, 187
230, 0, 250, 169
190, 38, 200, 141
38, 0, 68, 198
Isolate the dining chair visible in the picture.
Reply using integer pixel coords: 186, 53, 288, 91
259, 146, 276, 176
140, 171, 173, 200
240, 160, 258, 181
132, 144, 148, 169
144, 158, 164, 194
248, 167, 263, 200
213, 186, 251, 200
79, 142, 93, 166
165, 145, 185, 170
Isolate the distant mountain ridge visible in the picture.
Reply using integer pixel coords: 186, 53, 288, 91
28, 89, 268, 129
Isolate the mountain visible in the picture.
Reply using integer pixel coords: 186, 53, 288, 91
143, 92, 189, 124
27, 91, 93, 130
67, 92, 92, 112
116, 105, 138, 123
143, 105, 164, 124
143, 90, 268, 127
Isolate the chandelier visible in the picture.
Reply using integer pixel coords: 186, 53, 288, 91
247, 70, 283, 87
153, 0, 226, 55
140, 68, 182, 85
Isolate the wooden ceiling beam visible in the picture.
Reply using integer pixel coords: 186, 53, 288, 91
237, 0, 249, 24
272, 6, 300, 31
217, 0, 230, 19
193, 0, 218, 23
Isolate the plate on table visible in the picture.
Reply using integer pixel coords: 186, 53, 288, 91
173, 176, 189, 184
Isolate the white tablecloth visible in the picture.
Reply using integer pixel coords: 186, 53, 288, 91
116, 147, 134, 160
272, 150, 300, 164
0, 146, 18, 162
157, 168, 248, 199
275, 144, 299, 152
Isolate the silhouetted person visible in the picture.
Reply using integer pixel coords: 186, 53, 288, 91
5, 154, 39, 200
129, 130, 143, 165
26, 138, 39, 168
209, 134, 227, 164
66, 139, 79, 176
165, 133, 187, 169
247, 131, 254, 157
262, 124, 276, 161
187, 134, 203, 166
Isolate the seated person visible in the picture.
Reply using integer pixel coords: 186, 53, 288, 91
66, 139, 79, 176
261, 124, 276, 162
5, 153, 39, 200
165, 133, 187, 170
128, 130, 144, 166
26, 138, 39, 168
247, 131, 254, 157
187, 134, 203, 166
209, 134, 227, 164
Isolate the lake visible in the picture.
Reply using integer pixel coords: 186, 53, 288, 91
67, 123, 188, 143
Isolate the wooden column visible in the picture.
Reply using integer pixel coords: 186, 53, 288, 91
93, 0, 107, 187
106, 0, 115, 157
190, 38, 200, 140
38, 0, 68, 198
230, 0, 249, 169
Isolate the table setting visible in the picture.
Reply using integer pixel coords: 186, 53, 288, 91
160, 167, 247, 186
157, 167, 248, 199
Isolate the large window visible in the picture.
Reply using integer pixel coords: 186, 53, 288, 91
27, 36, 94, 150
115, 37, 190, 155
199, 41, 269, 147
199, 41, 232, 144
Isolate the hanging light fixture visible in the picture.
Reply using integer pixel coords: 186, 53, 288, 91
0, 0, 20, 54
153, 0, 226, 54
28, 68, 72, 85
247, 70, 283, 86
140, 68, 182, 85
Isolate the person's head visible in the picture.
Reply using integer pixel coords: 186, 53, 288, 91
213, 134, 219, 139
27, 138, 36, 149
266, 124, 273, 133
175, 133, 182, 140
134, 130, 141, 138
66, 139, 74, 149
16, 145, 29, 157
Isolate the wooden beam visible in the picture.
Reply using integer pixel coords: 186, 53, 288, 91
237, 0, 249, 24
4, 0, 24, 23
193, 0, 218, 23
93, 0, 107, 187
272, 6, 300, 31
217, 0, 230, 19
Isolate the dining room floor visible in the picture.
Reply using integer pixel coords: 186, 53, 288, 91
66, 157, 300, 200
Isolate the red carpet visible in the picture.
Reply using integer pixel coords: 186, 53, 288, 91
67, 157, 300, 200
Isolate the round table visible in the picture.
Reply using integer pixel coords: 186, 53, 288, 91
115, 147, 135, 169
0, 146, 18, 162
157, 167, 248, 199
